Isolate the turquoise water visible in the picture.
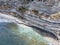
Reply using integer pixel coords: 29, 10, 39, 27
0, 22, 51, 45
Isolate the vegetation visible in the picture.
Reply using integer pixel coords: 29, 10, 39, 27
31, 9, 39, 15
18, 6, 28, 13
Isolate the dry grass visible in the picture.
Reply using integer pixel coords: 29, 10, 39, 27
50, 12, 60, 20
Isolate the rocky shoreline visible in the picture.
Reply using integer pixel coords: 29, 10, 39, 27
0, 0, 60, 45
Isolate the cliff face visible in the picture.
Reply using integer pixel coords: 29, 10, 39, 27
0, 0, 60, 14
0, 0, 60, 38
